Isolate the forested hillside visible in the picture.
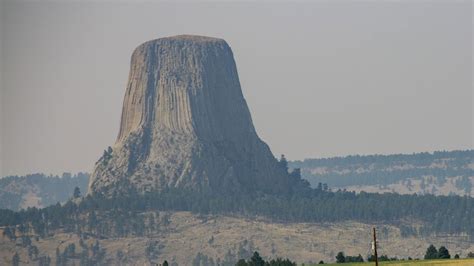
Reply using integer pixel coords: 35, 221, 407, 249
1, 150, 469, 212
0, 155, 473, 264
0, 173, 89, 210
289, 150, 473, 196
1, 181, 473, 239
1, 211, 472, 265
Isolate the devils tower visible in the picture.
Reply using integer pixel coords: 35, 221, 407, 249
89, 35, 295, 196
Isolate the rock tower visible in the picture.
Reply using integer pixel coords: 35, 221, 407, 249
89, 35, 293, 196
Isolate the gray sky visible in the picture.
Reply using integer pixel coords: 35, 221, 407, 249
0, 1, 472, 177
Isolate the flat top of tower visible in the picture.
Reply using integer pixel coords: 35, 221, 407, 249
133, 35, 229, 54
162, 35, 225, 42
140, 35, 226, 46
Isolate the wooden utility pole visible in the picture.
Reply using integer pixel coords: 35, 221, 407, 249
372, 227, 379, 266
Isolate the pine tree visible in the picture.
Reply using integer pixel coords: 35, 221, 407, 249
38, 255, 51, 266
28, 245, 39, 260
63, 243, 76, 258
3, 227, 16, 241
73, 187, 81, 198
336, 252, 345, 263
317, 183, 323, 191
148, 213, 156, 233
279, 154, 288, 172
236, 259, 248, 266
55, 248, 63, 266
12, 252, 20, 266
88, 212, 97, 233
250, 251, 265, 266
424, 244, 438, 259
438, 246, 450, 259
21, 235, 32, 247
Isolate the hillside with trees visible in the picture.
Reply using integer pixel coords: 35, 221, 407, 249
289, 150, 473, 196
0, 173, 89, 210
0, 152, 472, 264
1, 150, 469, 212
0, 161, 473, 240
1, 154, 473, 238
1, 211, 473, 265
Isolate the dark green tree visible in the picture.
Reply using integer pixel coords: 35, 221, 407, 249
424, 244, 438, 259
322, 183, 328, 191
438, 246, 450, 259
55, 246, 67, 266
88, 211, 97, 233
267, 258, 296, 266
250, 251, 265, 266
279, 154, 288, 172
236, 259, 248, 266
21, 235, 32, 247
336, 252, 345, 263
28, 245, 39, 260
79, 250, 89, 266
73, 187, 81, 198
12, 252, 20, 266
55, 248, 61, 265
344, 254, 364, 262
3, 226, 16, 241
163, 260, 169, 266
63, 243, 76, 258
90, 240, 106, 264
148, 213, 156, 233
38, 255, 51, 266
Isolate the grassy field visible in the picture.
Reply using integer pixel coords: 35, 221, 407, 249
318, 258, 474, 266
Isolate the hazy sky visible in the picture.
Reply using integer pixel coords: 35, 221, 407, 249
0, 1, 472, 177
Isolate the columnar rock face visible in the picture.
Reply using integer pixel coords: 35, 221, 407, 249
89, 35, 292, 196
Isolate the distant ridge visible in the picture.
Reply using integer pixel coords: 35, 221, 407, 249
1, 150, 469, 211
290, 149, 473, 196
0, 173, 89, 210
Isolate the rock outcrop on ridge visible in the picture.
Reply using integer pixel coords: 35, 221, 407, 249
89, 35, 296, 196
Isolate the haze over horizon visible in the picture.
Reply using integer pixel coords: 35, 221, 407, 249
1, 1, 472, 177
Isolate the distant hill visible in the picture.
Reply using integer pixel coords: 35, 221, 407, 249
0, 173, 89, 210
289, 150, 473, 196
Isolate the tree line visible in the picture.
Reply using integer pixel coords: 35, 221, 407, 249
0, 184, 472, 241
333, 244, 471, 264
289, 150, 473, 189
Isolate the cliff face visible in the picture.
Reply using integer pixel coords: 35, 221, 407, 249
89, 35, 292, 196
